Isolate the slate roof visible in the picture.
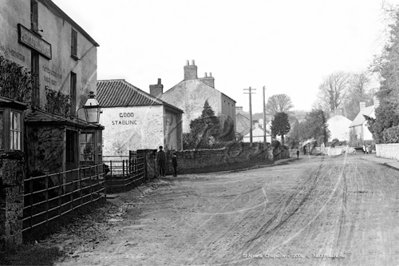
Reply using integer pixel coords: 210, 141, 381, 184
97, 79, 183, 113
349, 106, 374, 127
0, 96, 27, 110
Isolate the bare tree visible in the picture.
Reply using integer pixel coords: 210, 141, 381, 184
266, 94, 294, 117
317, 71, 351, 113
342, 71, 373, 120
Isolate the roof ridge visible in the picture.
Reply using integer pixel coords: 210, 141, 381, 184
120, 80, 163, 105
97, 79, 126, 83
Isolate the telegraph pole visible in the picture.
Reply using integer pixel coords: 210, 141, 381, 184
263, 86, 267, 144
244, 87, 256, 145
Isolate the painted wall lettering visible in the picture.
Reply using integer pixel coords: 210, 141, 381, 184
112, 120, 137, 125
119, 112, 134, 118
44, 76, 57, 86
42, 66, 62, 79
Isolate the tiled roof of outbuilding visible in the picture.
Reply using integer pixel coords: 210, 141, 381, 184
97, 79, 183, 113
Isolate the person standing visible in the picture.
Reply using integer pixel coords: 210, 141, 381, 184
296, 147, 300, 159
172, 152, 178, 177
157, 146, 166, 177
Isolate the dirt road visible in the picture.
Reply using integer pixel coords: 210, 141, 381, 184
54, 155, 399, 266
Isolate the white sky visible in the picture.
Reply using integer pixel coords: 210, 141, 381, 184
54, 0, 399, 113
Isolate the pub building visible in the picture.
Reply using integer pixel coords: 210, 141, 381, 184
0, 0, 103, 177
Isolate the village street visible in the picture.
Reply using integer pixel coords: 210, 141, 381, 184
49, 154, 399, 266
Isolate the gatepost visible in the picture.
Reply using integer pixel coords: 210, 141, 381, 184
137, 149, 157, 180
0, 151, 25, 250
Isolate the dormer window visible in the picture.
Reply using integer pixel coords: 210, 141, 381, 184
71, 29, 78, 60
30, 0, 38, 32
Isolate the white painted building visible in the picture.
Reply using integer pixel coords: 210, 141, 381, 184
243, 120, 272, 143
327, 115, 352, 141
349, 101, 377, 142
97, 79, 183, 155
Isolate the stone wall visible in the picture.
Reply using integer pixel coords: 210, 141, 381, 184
164, 143, 277, 174
0, 151, 25, 250
376, 144, 399, 160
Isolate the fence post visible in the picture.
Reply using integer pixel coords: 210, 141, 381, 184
29, 178, 33, 231
110, 161, 113, 193
78, 167, 82, 207
58, 173, 62, 220
45, 174, 49, 227
123, 160, 126, 192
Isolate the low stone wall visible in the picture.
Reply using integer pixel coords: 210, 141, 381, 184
165, 142, 280, 174
376, 144, 399, 160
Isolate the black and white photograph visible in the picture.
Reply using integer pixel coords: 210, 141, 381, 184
1, 0, 399, 265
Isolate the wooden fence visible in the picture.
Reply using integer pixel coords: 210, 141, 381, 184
22, 163, 105, 234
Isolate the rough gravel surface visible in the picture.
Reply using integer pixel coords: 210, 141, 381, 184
30, 155, 399, 266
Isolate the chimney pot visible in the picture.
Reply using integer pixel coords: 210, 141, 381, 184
186, 60, 189, 66
157, 78, 161, 84
192, 60, 195, 65
210, 72, 212, 77
205, 72, 207, 77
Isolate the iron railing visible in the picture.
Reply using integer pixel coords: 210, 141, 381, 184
22, 163, 105, 233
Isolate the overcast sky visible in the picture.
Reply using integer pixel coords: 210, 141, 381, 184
54, 0, 399, 114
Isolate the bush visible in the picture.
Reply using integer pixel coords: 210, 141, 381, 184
382, 125, 399, 143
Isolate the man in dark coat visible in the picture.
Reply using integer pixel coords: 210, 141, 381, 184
157, 146, 166, 177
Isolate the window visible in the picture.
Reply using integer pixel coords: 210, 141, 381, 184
80, 133, 94, 161
70, 72, 77, 116
30, 0, 38, 32
71, 29, 78, 59
10, 111, 21, 150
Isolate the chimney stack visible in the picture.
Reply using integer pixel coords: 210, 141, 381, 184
149, 78, 164, 98
184, 59, 197, 80
199, 71, 215, 88
359, 102, 366, 111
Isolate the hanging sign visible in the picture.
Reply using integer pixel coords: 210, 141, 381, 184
18, 24, 52, 60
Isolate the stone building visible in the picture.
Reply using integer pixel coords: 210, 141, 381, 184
0, 0, 102, 247
97, 79, 183, 155
154, 60, 236, 139
1, 0, 103, 174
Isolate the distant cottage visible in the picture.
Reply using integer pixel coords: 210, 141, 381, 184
349, 100, 379, 142
150, 60, 236, 140
97, 79, 183, 155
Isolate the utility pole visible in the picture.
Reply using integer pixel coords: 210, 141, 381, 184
244, 87, 256, 145
263, 86, 267, 145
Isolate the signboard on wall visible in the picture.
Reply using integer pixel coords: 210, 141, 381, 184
18, 24, 52, 59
